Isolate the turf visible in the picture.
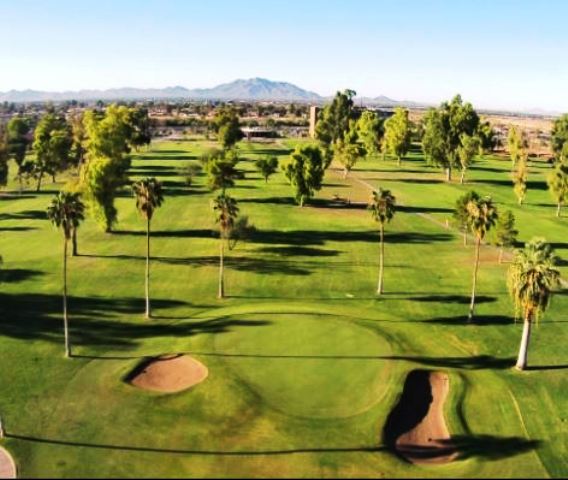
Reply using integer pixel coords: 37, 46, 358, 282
0, 138, 566, 478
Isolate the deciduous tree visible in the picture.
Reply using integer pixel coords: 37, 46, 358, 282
283, 144, 325, 206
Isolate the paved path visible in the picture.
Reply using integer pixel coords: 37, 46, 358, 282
0, 447, 16, 478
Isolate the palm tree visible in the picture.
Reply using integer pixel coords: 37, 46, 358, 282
213, 193, 239, 299
368, 188, 396, 295
508, 239, 561, 370
47, 191, 85, 358
132, 178, 164, 319
466, 196, 498, 321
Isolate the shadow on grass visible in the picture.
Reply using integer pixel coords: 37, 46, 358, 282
398, 205, 454, 214
0, 293, 268, 347
425, 315, 512, 326
0, 269, 45, 283
257, 246, 342, 257
410, 295, 497, 305
0, 209, 47, 221
5, 433, 384, 456
0, 226, 38, 232
525, 364, 568, 371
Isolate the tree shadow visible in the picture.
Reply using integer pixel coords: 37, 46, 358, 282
410, 295, 497, 305
525, 364, 568, 371
0, 210, 46, 221
0, 293, 269, 348
385, 354, 515, 370
5, 433, 384, 456
257, 246, 342, 257
440, 435, 541, 461
0, 226, 38, 232
398, 205, 454, 214
0, 269, 45, 283
112, 229, 215, 239
425, 315, 513, 326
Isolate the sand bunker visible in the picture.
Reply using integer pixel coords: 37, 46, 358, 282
384, 370, 456, 464
127, 354, 208, 393
0, 447, 16, 478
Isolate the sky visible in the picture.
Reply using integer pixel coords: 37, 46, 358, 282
0, 0, 567, 112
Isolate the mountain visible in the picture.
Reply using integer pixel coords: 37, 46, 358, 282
0, 78, 323, 103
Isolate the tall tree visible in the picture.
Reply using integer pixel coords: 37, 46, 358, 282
132, 178, 164, 319
315, 89, 357, 166
466, 195, 498, 321
478, 120, 498, 154
457, 133, 481, 184
283, 144, 325, 206
213, 107, 243, 150
547, 161, 568, 217
0, 124, 9, 187
507, 126, 528, 170
383, 108, 412, 166
255, 156, 279, 183
127, 107, 152, 151
69, 111, 87, 167
6, 116, 31, 191
46, 192, 85, 358
333, 120, 366, 178
213, 193, 239, 299
454, 190, 481, 246
32, 113, 73, 191
357, 110, 384, 157
494, 210, 518, 264
422, 95, 480, 181
508, 239, 561, 370
368, 188, 396, 295
206, 149, 243, 193
551, 114, 568, 163
512, 152, 528, 205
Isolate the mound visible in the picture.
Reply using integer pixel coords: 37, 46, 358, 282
384, 370, 456, 464
127, 354, 208, 393
0, 447, 16, 478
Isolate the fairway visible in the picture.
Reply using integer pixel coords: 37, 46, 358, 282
0, 138, 567, 478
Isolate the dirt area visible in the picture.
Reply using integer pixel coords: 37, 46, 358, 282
127, 354, 208, 393
0, 447, 16, 478
383, 370, 456, 464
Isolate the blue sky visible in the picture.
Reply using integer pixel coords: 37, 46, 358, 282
0, 0, 567, 111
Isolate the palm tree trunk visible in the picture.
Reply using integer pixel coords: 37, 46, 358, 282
218, 240, 225, 299
145, 217, 151, 319
63, 237, 70, 358
468, 236, 481, 322
515, 310, 532, 370
557, 202, 562, 218
36, 170, 44, 192
446, 167, 452, 182
460, 168, 466, 184
72, 228, 78, 256
377, 225, 385, 295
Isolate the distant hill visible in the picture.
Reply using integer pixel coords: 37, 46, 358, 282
0, 78, 323, 103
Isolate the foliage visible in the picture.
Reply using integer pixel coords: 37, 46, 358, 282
466, 195, 498, 241
512, 153, 528, 205
478, 120, 498, 153
0, 123, 9, 186
357, 110, 384, 156
69, 111, 87, 166
457, 133, 481, 183
383, 108, 412, 164
132, 177, 164, 221
547, 161, 568, 216
255, 156, 279, 183
454, 190, 481, 235
127, 107, 152, 150
205, 148, 243, 193
6, 116, 31, 185
213, 193, 240, 240
508, 238, 561, 323
183, 162, 203, 186
551, 114, 568, 163
46, 191, 85, 240
283, 144, 325, 206
507, 126, 528, 169
228, 215, 256, 250
368, 188, 396, 226
213, 107, 243, 149
494, 210, 518, 249
333, 120, 366, 177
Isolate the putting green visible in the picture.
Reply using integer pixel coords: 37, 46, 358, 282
214, 313, 392, 419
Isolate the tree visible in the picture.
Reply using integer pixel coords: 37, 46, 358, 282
6, 116, 31, 191
494, 210, 518, 263
422, 95, 480, 181
46, 192, 85, 358
457, 133, 481, 184
551, 114, 568, 163
478, 120, 497, 154
213, 193, 239, 299
454, 190, 481, 246
0, 124, 8, 187
315, 89, 357, 166
205, 149, 243, 193
127, 107, 152, 151
333, 120, 366, 178
213, 107, 243, 149
255, 156, 279, 183
368, 188, 396, 295
357, 110, 384, 157
32, 113, 73, 191
283, 144, 325, 206
69, 111, 87, 167
507, 238, 561, 370
132, 178, 164, 319
383, 108, 412, 166
507, 126, 528, 170
466, 196, 498, 321
547, 161, 568, 217
512, 152, 528, 205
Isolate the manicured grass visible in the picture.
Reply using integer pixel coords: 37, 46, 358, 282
0, 138, 566, 478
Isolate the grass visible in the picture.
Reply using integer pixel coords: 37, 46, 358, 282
0, 138, 566, 478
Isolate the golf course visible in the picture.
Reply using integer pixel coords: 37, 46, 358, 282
0, 136, 566, 478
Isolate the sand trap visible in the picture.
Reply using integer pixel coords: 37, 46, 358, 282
384, 370, 456, 464
127, 354, 208, 393
0, 447, 16, 478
